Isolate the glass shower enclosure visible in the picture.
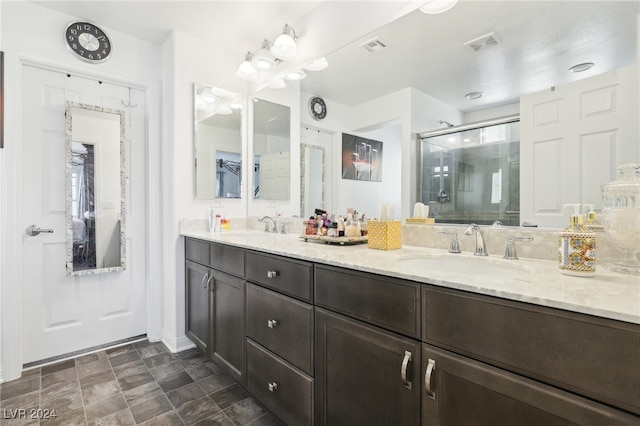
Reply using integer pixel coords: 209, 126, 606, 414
418, 115, 520, 226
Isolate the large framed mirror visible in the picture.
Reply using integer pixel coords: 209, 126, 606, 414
194, 83, 243, 199
252, 98, 290, 200
65, 102, 125, 275
300, 1, 638, 228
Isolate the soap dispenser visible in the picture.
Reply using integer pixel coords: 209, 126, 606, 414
583, 204, 604, 232
558, 204, 596, 277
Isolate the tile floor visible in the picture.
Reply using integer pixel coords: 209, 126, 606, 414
0, 340, 283, 425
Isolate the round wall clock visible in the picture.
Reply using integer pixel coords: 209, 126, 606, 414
65, 22, 112, 63
309, 96, 327, 120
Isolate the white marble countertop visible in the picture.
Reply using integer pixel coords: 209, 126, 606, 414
181, 230, 640, 325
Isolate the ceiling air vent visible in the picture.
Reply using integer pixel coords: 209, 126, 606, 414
359, 37, 388, 54
464, 32, 501, 52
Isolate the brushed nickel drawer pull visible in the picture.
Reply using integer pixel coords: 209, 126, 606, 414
268, 381, 279, 392
267, 270, 278, 278
267, 319, 279, 329
425, 358, 436, 400
401, 350, 412, 390
207, 274, 214, 292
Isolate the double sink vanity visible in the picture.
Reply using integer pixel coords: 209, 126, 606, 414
181, 228, 639, 425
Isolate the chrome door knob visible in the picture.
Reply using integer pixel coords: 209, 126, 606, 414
25, 225, 54, 236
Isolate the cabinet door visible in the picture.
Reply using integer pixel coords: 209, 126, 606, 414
185, 260, 211, 353
315, 308, 420, 426
211, 269, 246, 385
422, 343, 640, 426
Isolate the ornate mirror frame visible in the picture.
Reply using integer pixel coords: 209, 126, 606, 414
65, 102, 126, 276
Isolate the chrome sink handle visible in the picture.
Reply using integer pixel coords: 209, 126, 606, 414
439, 231, 460, 253
504, 236, 533, 260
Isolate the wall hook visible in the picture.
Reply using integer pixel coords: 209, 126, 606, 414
121, 87, 138, 109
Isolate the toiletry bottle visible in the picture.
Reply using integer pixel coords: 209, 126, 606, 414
583, 204, 604, 232
558, 204, 596, 277
208, 205, 216, 233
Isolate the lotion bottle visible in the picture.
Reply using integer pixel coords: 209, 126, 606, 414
558, 204, 596, 277
583, 204, 604, 232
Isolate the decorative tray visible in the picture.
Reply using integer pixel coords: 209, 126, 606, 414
299, 234, 368, 245
405, 218, 435, 224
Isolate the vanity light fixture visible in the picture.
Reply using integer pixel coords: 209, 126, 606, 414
268, 79, 287, 89
465, 91, 483, 100
284, 69, 306, 81
271, 24, 298, 59
304, 57, 329, 71
419, 0, 459, 14
569, 62, 594, 73
251, 39, 277, 70
235, 52, 258, 81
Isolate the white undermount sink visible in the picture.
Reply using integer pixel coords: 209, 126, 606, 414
397, 254, 533, 279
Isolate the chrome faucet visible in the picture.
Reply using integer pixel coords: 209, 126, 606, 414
259, 216, 277, 233
464, 223, 488, 256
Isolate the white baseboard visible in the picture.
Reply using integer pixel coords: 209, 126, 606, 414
161, 331, 196, 353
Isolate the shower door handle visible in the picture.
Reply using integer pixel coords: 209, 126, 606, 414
26, 225, 54, 236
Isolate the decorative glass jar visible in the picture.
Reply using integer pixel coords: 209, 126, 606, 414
601, 163, 640, 275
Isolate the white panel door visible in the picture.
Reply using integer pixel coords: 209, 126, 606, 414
21, 64, 147, 364
521, 65, 639, 228
259, 151, 290, 200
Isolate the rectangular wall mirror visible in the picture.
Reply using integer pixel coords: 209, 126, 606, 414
300, 143, 325, 217
194, 83, 243, 199
66, 102, 126, 275
252, 98, 290, 200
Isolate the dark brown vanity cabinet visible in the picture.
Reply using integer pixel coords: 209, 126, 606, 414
314, 266, 422, 426
245, 252, 314, 425
421, 285, 640, 425
185, 259, 211, 353
185, 238, 246, 385
210, 269, 246, 384
185, 238, 640, 425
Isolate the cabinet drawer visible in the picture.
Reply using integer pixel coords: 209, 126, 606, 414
185, 238, 210, 265
423, 285, 640, 416
247, 283, 313, 374
210, 243, 245, 277
247, 339, 313, 426
246, 252, 312, 302
315, 265, 421, 339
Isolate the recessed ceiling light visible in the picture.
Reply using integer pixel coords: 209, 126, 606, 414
465, 91, 483, 100
419, 0, 459, 14
304, 57, 329, 71
569, 62, 594, 73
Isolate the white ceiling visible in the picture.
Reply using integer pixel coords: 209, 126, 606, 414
301, 1, 639, 111
33, 1, 639, 113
